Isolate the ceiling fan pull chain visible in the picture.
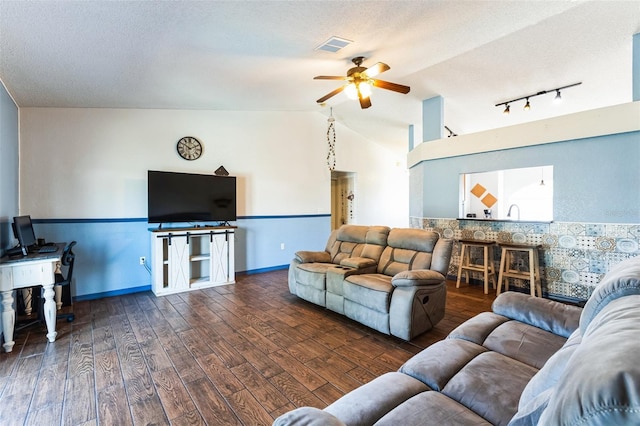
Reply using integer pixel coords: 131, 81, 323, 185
327, 107, 336, 171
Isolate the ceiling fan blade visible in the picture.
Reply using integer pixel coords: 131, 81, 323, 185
359, 95, 372, 109
316, 85, 347, 103
372, 79, 411, 94
362, 62, 390, 78
314, 75, 349, 80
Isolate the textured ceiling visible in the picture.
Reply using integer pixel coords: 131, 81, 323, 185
1, 1, 639, 151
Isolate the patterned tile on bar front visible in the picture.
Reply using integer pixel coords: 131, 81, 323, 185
419, 217, 640, 301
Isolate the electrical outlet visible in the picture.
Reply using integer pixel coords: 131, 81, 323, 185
139, 256, 146, 265
280, 243, 285, 250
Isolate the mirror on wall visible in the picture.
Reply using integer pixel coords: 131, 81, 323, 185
459, 165, 553, 221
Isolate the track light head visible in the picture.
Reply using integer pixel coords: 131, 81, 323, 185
554, 90, 562, 103
524, 98, 531, 111
503, 104, 510, 115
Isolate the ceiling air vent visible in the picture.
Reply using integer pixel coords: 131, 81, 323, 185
315, 36, 352, 53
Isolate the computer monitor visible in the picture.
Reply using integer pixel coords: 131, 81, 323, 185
13, 215, 37, 255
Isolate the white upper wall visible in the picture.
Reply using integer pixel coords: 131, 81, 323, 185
19, 108, 409, 227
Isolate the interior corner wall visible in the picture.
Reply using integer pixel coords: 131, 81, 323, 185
18, 107, 408, 298
0, 82, 19, 251
332, 129, 409, 229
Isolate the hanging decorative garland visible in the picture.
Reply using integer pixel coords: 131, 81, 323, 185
326, 108, 336, 171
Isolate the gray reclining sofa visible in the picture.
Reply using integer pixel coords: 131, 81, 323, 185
276, 255, 640, 425
288, 224, 454, 340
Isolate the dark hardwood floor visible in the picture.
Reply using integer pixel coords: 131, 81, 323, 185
0, 270, 495, 426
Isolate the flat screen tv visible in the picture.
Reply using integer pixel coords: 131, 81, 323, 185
147, 170, 237, 224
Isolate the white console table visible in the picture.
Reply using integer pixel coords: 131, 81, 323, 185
0, 243, 65, 352
150, 227, 235, 296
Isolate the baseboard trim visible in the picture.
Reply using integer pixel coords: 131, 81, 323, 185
238, 265, 289, 275
73, 266, 291, 301
74, 284, 152, 302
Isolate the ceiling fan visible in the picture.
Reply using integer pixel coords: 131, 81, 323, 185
314, 56, 411, 109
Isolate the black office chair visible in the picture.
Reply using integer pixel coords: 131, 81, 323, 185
52, 241, 76, 322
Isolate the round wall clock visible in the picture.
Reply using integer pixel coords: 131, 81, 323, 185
176, 136, 203, 160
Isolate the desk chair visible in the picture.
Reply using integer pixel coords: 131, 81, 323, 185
52, 241, 77, 322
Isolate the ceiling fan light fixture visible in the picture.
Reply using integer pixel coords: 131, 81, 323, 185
313, 56, 410, 109
358, 81, 372, 98
345, 83, 358, 100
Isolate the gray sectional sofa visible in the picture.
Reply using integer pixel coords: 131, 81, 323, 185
288, 225, 454, 340
276, 255, 640, 425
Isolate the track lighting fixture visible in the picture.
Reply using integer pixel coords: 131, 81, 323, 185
495, 82, 581, 113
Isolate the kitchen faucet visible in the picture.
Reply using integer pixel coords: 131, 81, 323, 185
507, 204, 520, 221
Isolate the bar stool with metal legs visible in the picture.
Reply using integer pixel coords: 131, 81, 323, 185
497, 243, 542, 297
456, 239, 497, 294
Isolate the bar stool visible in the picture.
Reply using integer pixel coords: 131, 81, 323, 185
497, 243, 542, 297
456, 239, 497, 294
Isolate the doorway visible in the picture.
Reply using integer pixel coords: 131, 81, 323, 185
331, 171, 356, 230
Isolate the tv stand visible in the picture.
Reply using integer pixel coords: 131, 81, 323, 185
149, 227, 235, 296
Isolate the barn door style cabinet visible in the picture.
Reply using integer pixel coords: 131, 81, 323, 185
150, 227, 235, 296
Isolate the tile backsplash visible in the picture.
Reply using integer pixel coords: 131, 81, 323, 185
412, 217, 640, 302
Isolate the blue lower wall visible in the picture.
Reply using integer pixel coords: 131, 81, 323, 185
34, 215, 330, 300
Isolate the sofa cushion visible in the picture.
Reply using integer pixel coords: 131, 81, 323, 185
329, 241, 362, 264
539, 295, 640, 425
374, 391, 492, 425
492, 291, 581, 338
442, 351, 539, 426
335, 224, 369, 243
324, 372, 429, 426
483, 320, 567, 369
365, 226, 391, 245
387, 228, 438, 252
343, 273, 393, 312
448, 312, 510, 345
579, 255, 640, 334
375, 229, 440, 276
400, 339, 487, 391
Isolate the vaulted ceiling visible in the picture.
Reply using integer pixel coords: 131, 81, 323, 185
1, 1, 639, 151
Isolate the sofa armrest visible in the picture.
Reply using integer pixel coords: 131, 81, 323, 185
340, 256, 377, 269
492, 292, 582, 338
391, 270, 446, 287
295, 250, 330, 264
